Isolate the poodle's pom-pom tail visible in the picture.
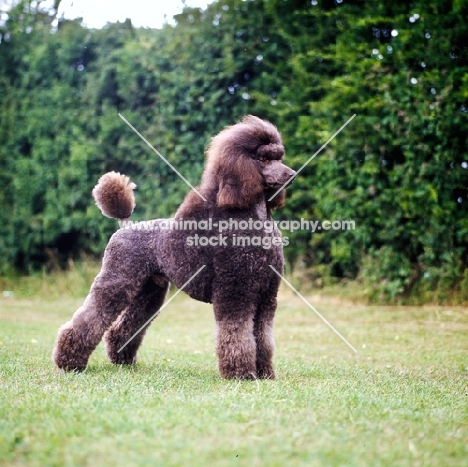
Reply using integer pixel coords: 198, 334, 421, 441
92, 171, 136, 220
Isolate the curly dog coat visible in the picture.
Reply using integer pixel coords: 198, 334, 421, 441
52, 115, 295, 379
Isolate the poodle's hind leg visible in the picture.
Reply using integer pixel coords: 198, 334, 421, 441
52, 271, 146, 371
104, 278, 169, 365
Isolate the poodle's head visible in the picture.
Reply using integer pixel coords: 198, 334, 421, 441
203, 115, 295, 210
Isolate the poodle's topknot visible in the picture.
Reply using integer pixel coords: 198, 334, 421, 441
256, 143, 284, 160
92, 171, 136, 219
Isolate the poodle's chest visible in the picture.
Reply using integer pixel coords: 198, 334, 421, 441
159, 224, 284, 304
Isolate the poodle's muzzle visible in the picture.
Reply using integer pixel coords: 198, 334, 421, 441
263, 163, 296, 189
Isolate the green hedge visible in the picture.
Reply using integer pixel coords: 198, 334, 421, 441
0, 0, 466, 303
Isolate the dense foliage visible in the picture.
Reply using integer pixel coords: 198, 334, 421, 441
0, 0, 467, 303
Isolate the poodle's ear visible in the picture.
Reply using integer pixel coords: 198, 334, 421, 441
217, 157, 263, 209
266, 189, 286, 210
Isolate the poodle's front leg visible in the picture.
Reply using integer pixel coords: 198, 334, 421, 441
104, 278, 169, 365
213, 294, 257, 379
52, 274, 142, 371
254, 299, 277, 379
254, 279, 281, 379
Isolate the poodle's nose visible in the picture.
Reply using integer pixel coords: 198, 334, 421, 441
281, 170, 296, 188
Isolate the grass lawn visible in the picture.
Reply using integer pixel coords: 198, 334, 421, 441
0, 272, 467, 467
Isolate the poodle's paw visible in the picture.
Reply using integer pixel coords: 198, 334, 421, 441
106, 346, 138, 365
52, 323, 90, 372
219, 363, 258, 380
104, 331, 139, 365
221, 370, 258, 380
257, 365, 276, 379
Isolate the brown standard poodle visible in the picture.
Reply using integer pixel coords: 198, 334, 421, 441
52, 115, 295, 379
